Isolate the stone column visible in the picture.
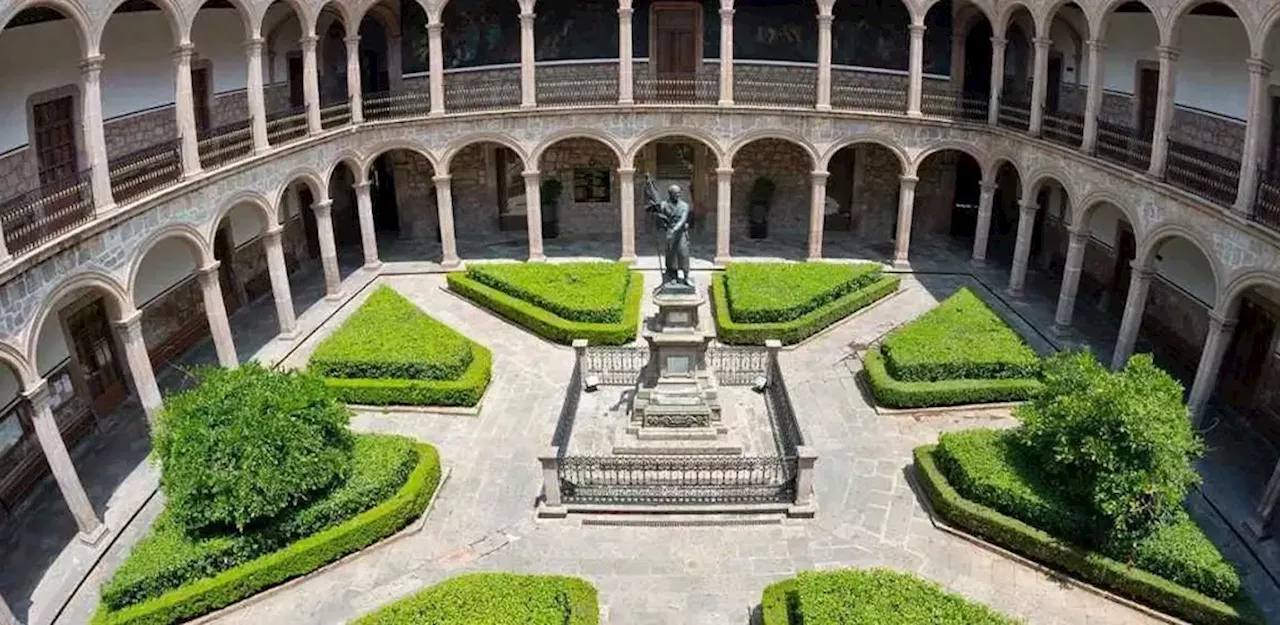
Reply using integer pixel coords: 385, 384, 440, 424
807, 171, 829, 260
1246, 459, 1280, 538
246, 37, 269, 153
718, 3, 734, 106
715, 167, 733, 264
174, 43, 202, 178
618, 2, 634, 104
1110, 264, 1154, 369
538, 446, 565, 516
971, 179, 996, 264
195, 262, 238, 368
264, 226, 298, 338
520, 10, 536, 108
354, 181, 380, 269
523, 170, 546, 261
619, 167, 637, 261
1081, 39, 1105, 153
790, 445, 819, 517
25, 379, 106, 544
114, 310, 163, 423
907, 23, 926, 117
987, 37, 1006, 126
312, 199, 342, 299
345, 35, 363, 123
82, 55, 115, 211
0, 223, 9, 264
1187, 312, 1237, 422
1029, 37, 1051, 135
1235, 58, 1272, 214
893, 175, 918, 268
301, 35, 322, 134
816, 10, 834, 110
428, 20, 445, 115
433, 174, 460, 267
1007, 200, 1039, 296
1051, 229, 1088, 333
1148, 45, 1179, 177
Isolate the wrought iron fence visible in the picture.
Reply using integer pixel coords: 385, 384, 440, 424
1095, 119, 1153, 172
319, 101, 351, 130
1042, 112, 1084, 149
0, 169, 94, 255
1165, 140, 1241, 207
831, 83, 906, 114
1252, 176, 1280, 231
265, 106, 308, 145
705, 346, 769, 385
734, 73, 817, 108
444, 76, 522, 112
998, 81, 1032, 132
765, 363, 805, 455
556, 454, 798, 505
364, 89, 432, 120
108, 138, 182, 205
537, 75, 618, 107
919, 86, 987, 121
583, 346, 649, 385
634, 73, 718, 104
197, 119, 253, 170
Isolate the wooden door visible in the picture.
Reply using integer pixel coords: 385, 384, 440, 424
191, 66, 212, 135
653, 4, 700, 99
1221, 297, 1277, 408
288, 56, 305, 109
33, 96, 78, 185
1137, 67, 1159, 138
66, 299, 125, 416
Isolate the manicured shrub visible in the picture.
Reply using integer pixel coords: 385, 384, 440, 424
759, 569, 1017, 625
914, 445, 1260, 625
713, 272, 900, 345
310, 286, 473, 381
881, 287, 1041, 382
1015, 351, 1204, 546
94, 439, 441, 625
153, 364, 353, 534
723, 262, 883, 323
352, 573, 599, 625
447, 269, 642, 345
325, 344, 492, 407
862, 349, 1043, 408
465, 261, 631, 323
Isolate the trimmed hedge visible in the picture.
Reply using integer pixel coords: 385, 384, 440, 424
914, 444, 1262, 625
465, 262, 631, 323
447, 269, 643, 345
353, 573, 599, 624
862, 349, 1044, 409
882, 287, 1041, 382
723, 262, 883, 323
92, 438, 442, 625
713, 272, 901, 345
311, 286, 473, 381
760, 569, 1017, 625
325, 343, 492, 407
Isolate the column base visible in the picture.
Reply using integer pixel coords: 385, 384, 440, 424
521, 102, 536, 109
907, 110, 923, 118
787, 503, 819, 518
441, 257, 462, 270
428, 110, 444, 118
1005, 287, 1025, 299
277, 329, 298, 342
807, 254, 823, 262
718, 99, 734, 107
970, 256, 987, 267
181, 167, 204, 181
536, 502, 569, 519
713, 255, 731, 267
1244, 516, 1273, 540
77, 521, 110, 546
816, 103, 832, 111
362, 261, 384, 272
325, 291, 344, 303
528, 254, 548, 263
620, 254, 638, 265
1050, 323, 1070, 338
618, 98, 634, 106
892, 257, 911, 270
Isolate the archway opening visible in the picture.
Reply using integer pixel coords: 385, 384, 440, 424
324, 161, 364, 278
1040, 2, 1089, 147
962, 16, 994, 99
912, 148, 986, 264
1094, 1, 1159, 170
366, 148, 438, 262
997, 6, 1035, 131
131, 236, 226, 378
632, 135, 722, 261
821, 142, 906, 261
441, 0, 521, 111
262, 0, 312, 143
729, 139, 814, 259
534, 0, 619, 105
190, 0, 254, 168
830, 0, 912, 110
537, 137, 623, 259
983, 160, 1022, 265
317, 3, 351, 128
448, 140, 530, 260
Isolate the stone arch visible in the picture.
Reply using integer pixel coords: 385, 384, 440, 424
1219, 269, 1280, 316
529, 129, 626, 167
207, 190, 275, 243
1037, 0, 1091, 38
0, 0, 95, 55
253, 0, 316, 38
910, 142, 990, 177
360, 139, 438, 175
1026, 168, 1076, 205
274, 168, 328, 212
1135, 224, 1223, 307
325, 150, 365, 186
989, 156, 1026, 188
442, 133, 530, 174
1167, 0, 1253, 48
315, 0, 355, 33
0, 341, 37, 389
126, 224, 212, 306
96, 0, 185, 47
997, 0, 1041, 39
725, 132, 819, 170
25, 269, 133, 366
1073, 190, 1142, 236
1096, 0, 1167, 41
624, 127, 726, 169
186, 0, 256, 41
355, 0, 401, 35
821, 137, 911, 173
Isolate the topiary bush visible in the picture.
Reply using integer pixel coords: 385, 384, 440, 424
723, 262, 883, 323
352, 573, 599, 625
712, 269, 900, 345
862, 349, 1044, 409
464, 261, 631, 323
760, 568, 1017, 625
153, 364, 353, 534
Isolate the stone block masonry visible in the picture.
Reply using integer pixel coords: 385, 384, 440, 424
103, 107, 178, 160
730, 139, 811, 237
540, 138, 622, 238
388, 149, 440, 241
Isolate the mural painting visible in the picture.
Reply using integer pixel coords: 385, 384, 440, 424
535, 0, 619, 60
733, 0, 817, 62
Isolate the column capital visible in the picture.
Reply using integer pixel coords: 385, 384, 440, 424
1018, 200, 1039, 212
1085, 38, 1106, 52
979, 179, 998, 193
899, 174, 919, 185
432, 173, 453, 184
1032, 36, 1053, 49
354, 180, 372, 191
715, 166, 735, 178
173, 42, 196, 60
1156, 45, 1179, 62
80, 54, 105, 73
312, 198, 333, 214
264, 224, 284, 240
300, 34, 318, 50
344, 34, 361, 48
428, 21, 443, 34
244, 37, 264, 54
522, 170, 541, 180
1208, 310, 1239, 330
618, 7, 634, 18
990, 36, 1007, 49
1247, 57, 1273, 76
817, 13, 834, 25
810, 170, 829, 183
196, 261, 221, 276
720, 8, 734, 19
1067, 228, 1090, 244
21, 378, 50, 406
113, 308, 144, 330
909, 24, 927, 35
520, 12, 535, 24
1130, 261, 1156, 277
617, 167, 636, 177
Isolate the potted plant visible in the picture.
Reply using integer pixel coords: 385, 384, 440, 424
540, 177, 562, 239
747, 177, 775, 239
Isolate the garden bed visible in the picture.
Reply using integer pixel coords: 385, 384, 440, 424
446, 261, 642, 345
353, 572, 598, 624
760, 568, 1016, 625
712, 262, 900, 345
863, 287, 1043, 408
311, 285, 491, 407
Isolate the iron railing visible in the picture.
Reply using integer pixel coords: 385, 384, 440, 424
920, 86, 987, 121
634, 73, 718, 104
582, 346, 649, 385
1165, 139, 1241, 207
319, 101, 351, 130
705, 346, 769, 385
734, 71, 817, 108
265, 106, 308, 145
108, 138, 182, 205
1252, 176, 1280, 230
831, 84, 906, 114
444, 76, 522, 112
0, 170, 94, 255
364, 89, 431, 120
998, 80, 1032, 132
1042, 112, 1085, 149
556, 454, 798, 505
765, 362, 805, 454
1095, 119, 1153, 172
537, 74, 618, 107
197, 118, 253, 170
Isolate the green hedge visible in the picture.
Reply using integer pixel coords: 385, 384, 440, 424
882, 288, 1041, 382
311, 285, 473, 381
713, 273, 900, 345
92, 439, 442, 625
447, 270, 643, 345
913, 445, 1262, 625
723, 262, 883, 323
862, 349, 1043, 408
760, 569, 1016, 625
353, 573, 598, 624
465, 262, 631, 323
324, 344, 492, 407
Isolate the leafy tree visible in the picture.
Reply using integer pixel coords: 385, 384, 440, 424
153, 364, 353, 534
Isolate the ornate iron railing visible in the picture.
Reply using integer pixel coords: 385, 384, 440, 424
919, 86, 987, 121
1252, 176, 1280, 230
364, 89, 432, 120
265, 106, 308, 145
705, 346, 769, 385
537, 74, 618, 107
831, 83, 906, 114
998, 80, 1032, 132
582, 346, 649, 385
1165, 139, 1241, 207
634, 73, 718, 104
556, 454, 798, 505
0, 169, 93, 255
765, 362, 805, 455
1042, 112, 1084, 149
444, 76, 522, 112
108, 138, 182, 205
734, 72, 817, 108
1095, 119, 1153, 172
197, 118, 253, 170
319, 101, 351, 130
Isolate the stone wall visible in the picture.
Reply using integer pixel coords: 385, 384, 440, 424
1058, 83, 1087, 117
0, 147, 38, 204
450, 143, 512, 240
265, 82, 293, 114
730, 139, 810, 238
838, 144, 902, 242
103, 107, 178, 160
388, 150, 439, 241
540, 138, 621, 237
1095, 90, 1245, 160
210, 90, 250, 128
1098, 91, 1131, 127
139, 276, 206, 364
914, 151, 959, 236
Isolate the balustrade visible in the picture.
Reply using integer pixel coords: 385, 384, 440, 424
734, 63, 817, 108
1165, 139, 1242, 207
108, 138, 182, 205
1095, 119, 1154, 171
919, 84, 986, 121
1042, 112, 1085, 149
633, 72, 719, 104
444, 70, 522, 112
536, 63, 619, 107
364, 88, 432, 120
0, 170, 94, 255
265, 105, 309, 145
196, 118, 254, 170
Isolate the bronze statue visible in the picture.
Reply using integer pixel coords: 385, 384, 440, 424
643, 173, 693, 294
